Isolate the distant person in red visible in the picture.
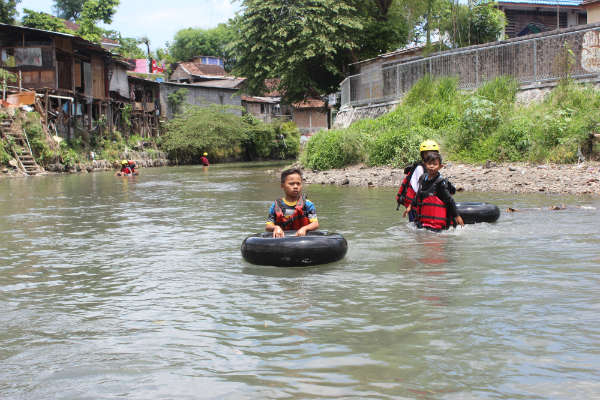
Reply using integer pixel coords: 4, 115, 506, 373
116, 160, 132, 176
201, 152, 209, 166
128, 160, 139, 175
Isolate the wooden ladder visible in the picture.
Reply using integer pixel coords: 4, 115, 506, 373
1, 116, 44, 176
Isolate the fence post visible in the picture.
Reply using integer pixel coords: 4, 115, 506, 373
475, 52, 479, 87
533, 39, 537, 82
396, 65, 400, 98
429, 58, 432, 76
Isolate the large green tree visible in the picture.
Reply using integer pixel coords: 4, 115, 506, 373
233, 0, 408, 102
170, 22, 237, 70
0, 0, 20, 24
53, 0, 84, 20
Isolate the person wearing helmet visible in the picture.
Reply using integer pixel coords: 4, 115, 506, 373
396, 140, 442, 221
116, 160, 132, 176
128, 160, 138, 176
201, 152, 209, 167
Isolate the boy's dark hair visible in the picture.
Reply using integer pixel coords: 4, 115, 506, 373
281, 168, 303, 183
424, 152, 442, 164
420, 150, 439, 160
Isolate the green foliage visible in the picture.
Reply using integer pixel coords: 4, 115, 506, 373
167, 88, 188, 115
303, 77, 600, 168
233, 0, 408, 103
0, 0, 20, 24
161, 105, 299, 163
300, 128, 367, 170
22, 9, 74, 33
0, 138, 12, 164
442, 0, 506, 48
53, 0, 84, 20
117, 36, 146, 58
77, 0, 120, 43
170, 23, 237, 69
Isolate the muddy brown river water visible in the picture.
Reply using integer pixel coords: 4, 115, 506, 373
1, 163, 599, 399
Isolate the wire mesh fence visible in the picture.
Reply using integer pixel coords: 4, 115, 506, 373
340, 24, 600, 108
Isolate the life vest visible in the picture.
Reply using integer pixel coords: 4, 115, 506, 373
396, 162, 421, 208
415, 175, 451, 231
274, 195, 311, 230
120, 166, 132, 174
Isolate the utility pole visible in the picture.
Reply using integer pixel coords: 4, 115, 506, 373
557, 1, 560, 30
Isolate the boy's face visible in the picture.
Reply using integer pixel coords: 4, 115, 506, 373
281, 173, 302, 199
425, 159, 442, 176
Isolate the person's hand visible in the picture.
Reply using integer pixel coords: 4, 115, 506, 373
295, 227, 307, 237
455, 216, 465, 227
273, 226, 285, 238
402, 205, 411, 218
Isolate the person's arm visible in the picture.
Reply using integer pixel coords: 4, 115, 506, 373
410, 165, 424, 193
438, 181, 464, 227
265, 203, 285, 238
296, 200, 319, 236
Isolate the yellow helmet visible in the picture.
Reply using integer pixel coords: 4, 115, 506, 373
419, 140, 440, 152
203, 152, 208, 156
121, 160, 128, 165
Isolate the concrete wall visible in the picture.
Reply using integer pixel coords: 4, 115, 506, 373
160, 83, 241, 119
293, 109, 328, 134
588, 6, 600, 24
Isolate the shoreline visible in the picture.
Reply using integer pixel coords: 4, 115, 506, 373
298, 162, 600, 195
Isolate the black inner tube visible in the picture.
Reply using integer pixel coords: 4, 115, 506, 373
456, 202, 500, 224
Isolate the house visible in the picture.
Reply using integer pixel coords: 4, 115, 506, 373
584, 0, 600, 22
241, 95, 282, 123
497, 1, 587, 38
0, 23, 114, 139
292, 98, 328, 136
159, 78, 246, 119
169, 56, 228, 83
127, 74, 162, 137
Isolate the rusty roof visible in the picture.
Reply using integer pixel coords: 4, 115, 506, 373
293, 98, 325, 109
178, 62, 227, 78
241, 95, 280, 103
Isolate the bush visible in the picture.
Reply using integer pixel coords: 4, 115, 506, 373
300, 129, 367, 170
367, 125, 429, 167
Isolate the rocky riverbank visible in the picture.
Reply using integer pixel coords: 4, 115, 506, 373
297, 161, 600, 195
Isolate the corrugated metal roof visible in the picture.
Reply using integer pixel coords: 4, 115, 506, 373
499, 1, 583, 6
191, 78, 246, 89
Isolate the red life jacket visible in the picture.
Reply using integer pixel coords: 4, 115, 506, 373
396, 162, 421, 208
415, 176, 450, 230
121, 166, 132, 174
274, 195, 311, 230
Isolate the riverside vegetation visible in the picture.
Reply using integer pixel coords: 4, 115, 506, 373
1, 103, 300, 174
301, 76, 600, 171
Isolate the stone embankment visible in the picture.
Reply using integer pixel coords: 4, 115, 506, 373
298, 162, 600, 195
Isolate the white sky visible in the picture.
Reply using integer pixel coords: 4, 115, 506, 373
17, 0, 241, 50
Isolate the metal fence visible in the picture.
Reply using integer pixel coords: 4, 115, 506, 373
340, 24, 600, 108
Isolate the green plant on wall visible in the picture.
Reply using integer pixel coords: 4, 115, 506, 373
0, 68, 16, 100
167, 88, 188, 115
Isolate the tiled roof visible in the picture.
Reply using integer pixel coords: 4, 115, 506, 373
293, 98, 325, 109
498, 1, 583, 6
179, 62, 227, 78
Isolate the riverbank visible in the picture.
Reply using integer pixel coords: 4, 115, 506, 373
0, 150, 170, 178
298, 161, 600, 195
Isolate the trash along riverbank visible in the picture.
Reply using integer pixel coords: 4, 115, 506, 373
297, 161, 600, 195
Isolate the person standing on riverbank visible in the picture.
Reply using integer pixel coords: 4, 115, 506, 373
266, 168, 319, 238
404, 152, 464, 231
396, 140, 441, 221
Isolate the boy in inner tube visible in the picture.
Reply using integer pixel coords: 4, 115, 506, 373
266, 168, 319, 238
404, 152, 464, 231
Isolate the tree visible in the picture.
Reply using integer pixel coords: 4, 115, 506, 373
441, 0, 505, 48
117, 36, 145, 58
21, 9, 74, 33
170, 22, 237, 70
77, 0, 120, 43
233, 0, 380, 103
53, 0, 85, 21
0, 0, 21, 24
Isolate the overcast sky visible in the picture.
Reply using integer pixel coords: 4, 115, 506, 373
18, 0, 241, 50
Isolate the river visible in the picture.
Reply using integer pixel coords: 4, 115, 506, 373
1, 163, 599, 399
